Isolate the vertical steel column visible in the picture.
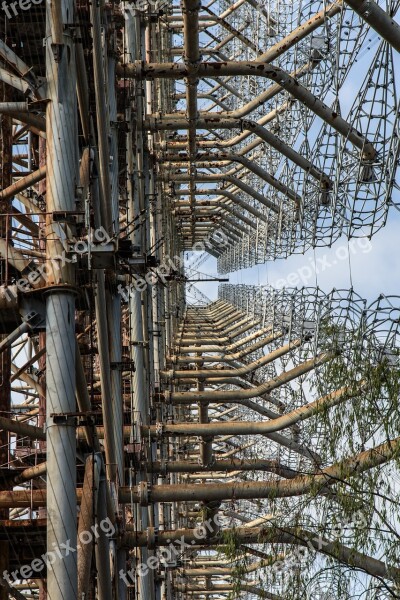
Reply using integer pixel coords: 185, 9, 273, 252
94, 476, 113, 598
144, 14, 163, 599
45, 2, 78, 598
0, 69, 12, 600
38, 135, 48, 600
182, 0, 201, 243
125, 9, 154, 600
107, 51, 124, 482
108, 49, 126, 583
94, 271, 117, 483
77, 454, 101, 598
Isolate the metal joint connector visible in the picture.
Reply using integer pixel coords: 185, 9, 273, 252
138, 481, 150, 506
155, 422, 164, 437
134, 59, 143, 78
160, 459, 168, 477
49, 413, 77, 427
146, 526, 158, 549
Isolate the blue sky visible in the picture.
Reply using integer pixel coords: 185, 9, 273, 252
185, 208, 400, 305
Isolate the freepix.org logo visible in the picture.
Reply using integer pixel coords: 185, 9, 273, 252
0, 0, 167, 19
1, 0, 44, 19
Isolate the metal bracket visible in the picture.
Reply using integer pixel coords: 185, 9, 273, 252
146, 526, 158, 549
49, 413, 77, 426
155, 422, 164, 437
159, 459, 168, 478
138, 481, 150, 507
110, 361, 136, 372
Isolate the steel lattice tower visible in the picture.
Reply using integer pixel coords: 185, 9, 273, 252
0, 1, 399, 599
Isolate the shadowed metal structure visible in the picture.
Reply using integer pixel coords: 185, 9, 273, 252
0, 1, 399, 599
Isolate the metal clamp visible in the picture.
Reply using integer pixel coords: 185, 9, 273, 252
159, 459, 168, 478
138, 481, 150, 506
146, 526, 158, 550
155, 422, 164, 437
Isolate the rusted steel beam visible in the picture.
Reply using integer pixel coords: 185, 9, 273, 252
163, 122, 333, 185
160, 352, 332, 403
162, 338, 300, 379
13, 462, 47, 485
256, 1, 342, 63
119, 433, 400, 505
0, 166, 46, 201
146, 386, 352, 438
122, 61, 376, 159
0, 416, 45, 440
0, 68, 31, 96
7, 112, 46, 134
78, 455, 100, 599
0, 489, 81, 508
0, 85, 13, 599
176, 583, 281, 598
145, 459, 298, 477
182, 0, 201, 243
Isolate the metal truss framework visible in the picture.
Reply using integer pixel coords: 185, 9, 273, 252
0, 1, 399, 600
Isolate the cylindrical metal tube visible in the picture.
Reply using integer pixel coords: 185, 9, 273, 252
45, 3, 78, 597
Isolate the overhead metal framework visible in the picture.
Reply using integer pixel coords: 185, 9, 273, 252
0, 1, 399, 599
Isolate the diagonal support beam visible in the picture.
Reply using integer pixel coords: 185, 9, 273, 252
122, 61, 376, 159
344, 0, 400, 51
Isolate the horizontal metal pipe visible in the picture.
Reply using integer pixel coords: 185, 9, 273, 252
147, 385, 352, 437
164, 171, 295, 208
128, 62, 375, 159
146, 459, 298, 477
174, 324, 272, 353
0, 322, 31, 355
173, 203, 256, 229
0, 102, 28, 113
164, 338, 299, 379
164, 151, 303, 201
188, 315, 254, 335
120, 433, 400, 505
0, 416, 45, 440
177, 584, 280, 599
164, 100, 293, 151
13, 462, 47, 484
163, 133, 332, 186
179, 584, 281, 599
181, 557, 278, 577
163, 352, 332, 403
175, 319, 261, 348
0, 166, 47, 200
175, 188, 271, 224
